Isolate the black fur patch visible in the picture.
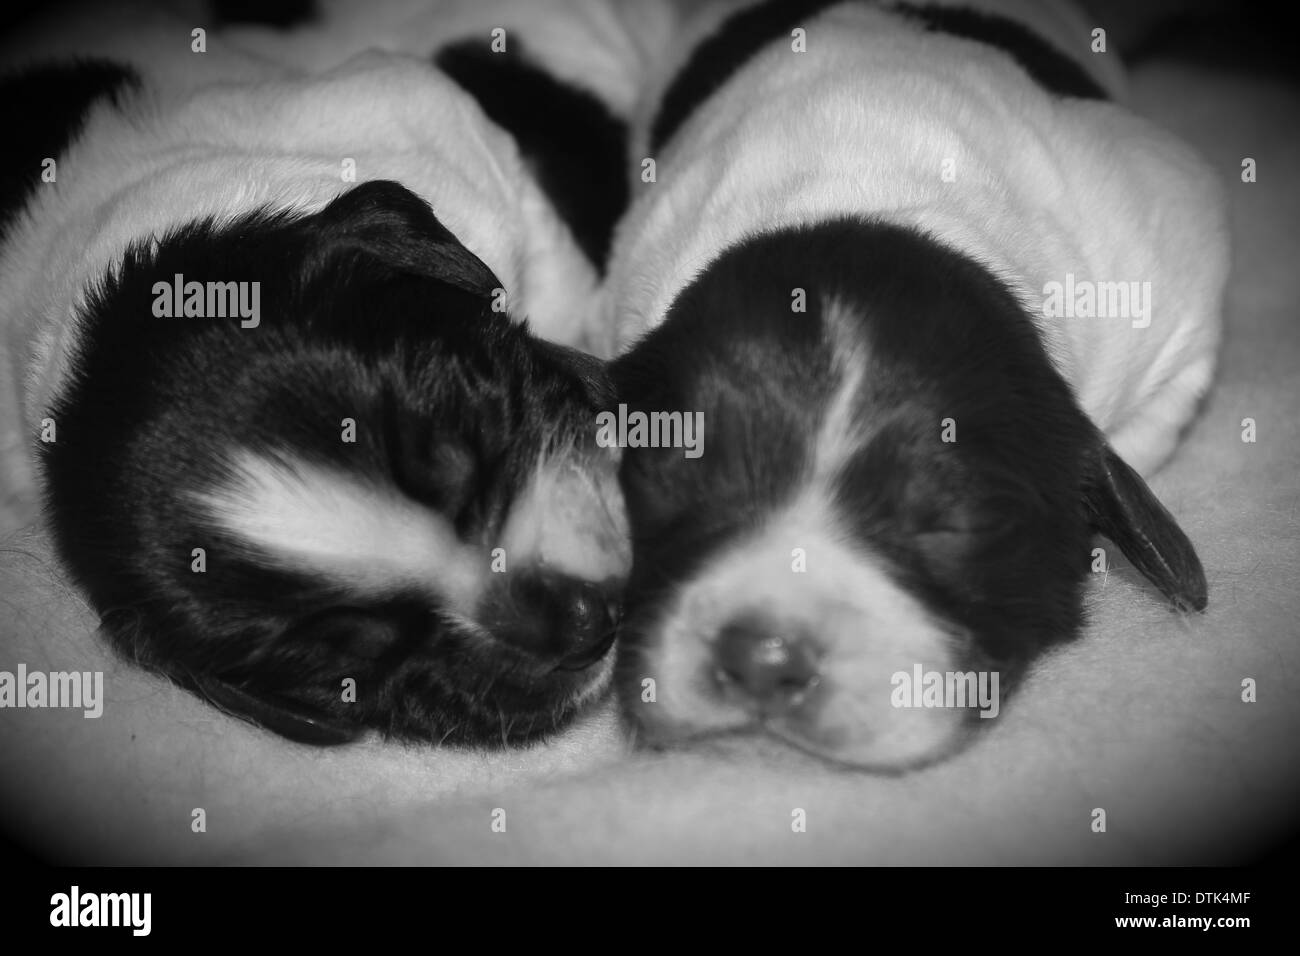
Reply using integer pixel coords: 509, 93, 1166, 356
0, 59, 139, 235
41, 180, 616, 746
649, 0, 1104, 153
650, 0, 840, 154
210, 0, 317, 29
895, 3, 1108, 100
436, 38, 629, 271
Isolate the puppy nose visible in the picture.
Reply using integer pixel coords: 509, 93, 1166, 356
713, 619, 820, 712
553, 581, 619, 670
486, 571, 619, 668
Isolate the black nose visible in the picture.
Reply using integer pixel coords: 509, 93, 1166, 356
713, 619, 820, 712
486, 571, 619, 669
553, 580, 619, 670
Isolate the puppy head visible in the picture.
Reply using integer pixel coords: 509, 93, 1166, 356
42, 180, 629, 745
612, 219, 1205, 770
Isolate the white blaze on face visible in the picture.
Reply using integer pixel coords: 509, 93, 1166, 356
193, 449, 485, 612
629, 298, 971, 769
497, 446, 631, 585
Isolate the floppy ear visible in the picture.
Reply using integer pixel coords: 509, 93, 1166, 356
1083, 440, 1207, 612
311, 180, 502, 296
190, 675, 363, 746
185, 604, 422, 746
96, 610, 360, 744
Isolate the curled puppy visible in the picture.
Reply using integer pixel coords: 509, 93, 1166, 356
0, 20, 628, 746
604, 0, 1229, 769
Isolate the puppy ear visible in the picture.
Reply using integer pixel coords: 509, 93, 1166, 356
311, 180, 502, 296
189, 674, 364, 746
187, 605, 417, 746
1083, 440, 1207, 612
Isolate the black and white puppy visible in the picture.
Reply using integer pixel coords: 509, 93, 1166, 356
0, 16, 629, 746
604, 0, 1229, 769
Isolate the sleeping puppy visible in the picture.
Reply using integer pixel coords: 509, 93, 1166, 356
604, 0, 1229, 770
0, 17, 629, 746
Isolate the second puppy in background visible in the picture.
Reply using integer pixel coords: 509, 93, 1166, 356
604, 0, 1229, 770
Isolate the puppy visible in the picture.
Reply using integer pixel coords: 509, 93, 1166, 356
604, 0, 1229, 769
0, 16, 629, 745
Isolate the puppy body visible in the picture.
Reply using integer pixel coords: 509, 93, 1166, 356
605, 0, 1227, 768
1, 15, 629, 744
610, 0, 1227, 475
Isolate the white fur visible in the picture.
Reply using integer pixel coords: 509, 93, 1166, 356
498, 451, 631, 584
607, 0, 1229, 476
194, 450, 486, 611
196, 441, 632, 613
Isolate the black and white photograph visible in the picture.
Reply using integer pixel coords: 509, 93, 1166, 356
0, 0, 1294, 902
